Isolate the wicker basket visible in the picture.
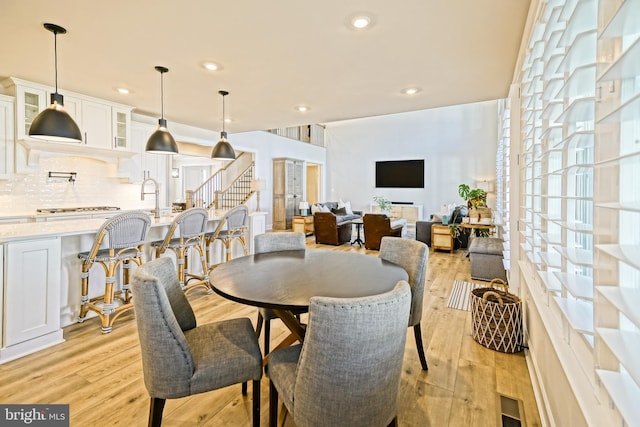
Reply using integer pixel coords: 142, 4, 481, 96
470, 279, 522, 353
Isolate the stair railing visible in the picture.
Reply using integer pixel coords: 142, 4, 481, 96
186, 154, 255, 210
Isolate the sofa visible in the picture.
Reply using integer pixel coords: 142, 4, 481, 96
312, 202, 362, 245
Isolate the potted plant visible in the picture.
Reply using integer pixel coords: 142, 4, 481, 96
373, 196, 392, 215
458, 184, 487, 210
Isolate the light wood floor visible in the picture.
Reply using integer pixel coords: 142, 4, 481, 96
0, 238, 541, 427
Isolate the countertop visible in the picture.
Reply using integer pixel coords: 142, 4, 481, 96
0, 211, 222, 243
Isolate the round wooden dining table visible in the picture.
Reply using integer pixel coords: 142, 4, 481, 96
209, 249, 408, 344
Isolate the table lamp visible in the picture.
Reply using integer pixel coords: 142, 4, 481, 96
250, 179, 266, 212
299, 201, 310, 216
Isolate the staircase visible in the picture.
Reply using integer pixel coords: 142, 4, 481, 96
185, 152, 255, 210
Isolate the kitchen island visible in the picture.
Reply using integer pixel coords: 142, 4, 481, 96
0, 210, 266, 363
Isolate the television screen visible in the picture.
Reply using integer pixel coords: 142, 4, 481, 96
375, 159, 424, 188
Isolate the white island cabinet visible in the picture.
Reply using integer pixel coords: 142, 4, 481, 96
1, 238, 62, 362
0, 211, 265, 363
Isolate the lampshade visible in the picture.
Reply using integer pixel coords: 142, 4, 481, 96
250, 178, 266, 191
299, 201, 310, 210
146, 66, 178, 154
29, 23, 82, 143
476, 180, 494, 193
211, 90, 236, 160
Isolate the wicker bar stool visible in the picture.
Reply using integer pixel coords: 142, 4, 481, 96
149, 207, 212, 294
78, 211, 151, 333
205, 205, 249, 268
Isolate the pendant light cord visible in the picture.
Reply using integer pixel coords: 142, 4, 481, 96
53, 30, 58, 93
160, 71, 164, 120
222, 93, 225, 133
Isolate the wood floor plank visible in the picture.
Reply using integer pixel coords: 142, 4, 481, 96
0, 237, 541, 426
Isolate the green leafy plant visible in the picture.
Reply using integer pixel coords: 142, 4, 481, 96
458, 184, 487, 209
373, 196, 392, 212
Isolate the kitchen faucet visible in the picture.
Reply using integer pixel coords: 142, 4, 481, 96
141, 177, 160, 219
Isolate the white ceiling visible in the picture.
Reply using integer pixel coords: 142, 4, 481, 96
0, 0, 530, 135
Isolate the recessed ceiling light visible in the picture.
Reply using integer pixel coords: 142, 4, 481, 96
401, 87, 421, 95
114, 87, 130, 94
296, 105, 310, 112
224, 118, 232, 123
347, 13, 375, 30
352, 16, 370, 29
202, 62, 221, 71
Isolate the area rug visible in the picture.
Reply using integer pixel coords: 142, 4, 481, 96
447, 280, 484, 311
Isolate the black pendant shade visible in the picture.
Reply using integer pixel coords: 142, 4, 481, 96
211, 90, 236, 160
29, 23, 82, 143
146, 66, 178, 154
211, 131, 236, 160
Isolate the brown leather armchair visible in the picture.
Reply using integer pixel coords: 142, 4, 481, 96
313, 212, 352, 245
363, 213, 403, 250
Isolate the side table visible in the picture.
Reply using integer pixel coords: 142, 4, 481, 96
350, 218, 364, 247
292, 215, 314, 236
431, 224, 454, 253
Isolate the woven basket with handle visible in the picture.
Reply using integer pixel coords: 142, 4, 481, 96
470, 279, 522, 353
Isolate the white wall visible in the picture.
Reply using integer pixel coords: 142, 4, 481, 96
324, 100, 499, 218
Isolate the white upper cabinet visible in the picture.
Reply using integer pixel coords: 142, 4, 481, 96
81, 99, 112, 149
0, 77, 132, 152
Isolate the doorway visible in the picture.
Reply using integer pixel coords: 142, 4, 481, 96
306, 163, 321, 204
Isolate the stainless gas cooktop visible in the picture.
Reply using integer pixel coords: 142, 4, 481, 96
36, 206, 121, 214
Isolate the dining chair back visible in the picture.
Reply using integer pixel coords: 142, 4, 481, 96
149, 207, 211, 293
131, 257, 263, 427
77, 211, 151, 333
379, 236, 430, 370
254, 232, 307, 355
268, 280, 411, 427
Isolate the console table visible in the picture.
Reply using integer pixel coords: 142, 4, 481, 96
370, 204, 423, 224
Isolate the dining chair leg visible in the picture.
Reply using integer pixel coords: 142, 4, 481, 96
264, 318, 271, 355
414, 323, 428, 371
252, 379, 260, 427
269, 380, 279, 427
255, 312, 264, 338
148, 397, 165, 427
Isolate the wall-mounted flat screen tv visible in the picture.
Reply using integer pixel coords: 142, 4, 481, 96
375, 159, 424, 188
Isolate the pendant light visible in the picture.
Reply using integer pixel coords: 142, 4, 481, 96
145, 66, 178, 154
211, 90, 236, 160
29, 23, 82, 143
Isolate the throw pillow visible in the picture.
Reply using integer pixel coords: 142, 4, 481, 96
338, 199, 354, 215
332, 207, 347, 215
344, 201, 354, 215
311, 203, 320, 215
319, 204, 331, 213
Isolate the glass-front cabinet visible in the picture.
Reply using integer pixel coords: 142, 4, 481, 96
0, 95, 14, 178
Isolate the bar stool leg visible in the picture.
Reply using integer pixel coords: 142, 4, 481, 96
224, 238, 233, 262
78, 262, 92, 322
122, 261, 132, 303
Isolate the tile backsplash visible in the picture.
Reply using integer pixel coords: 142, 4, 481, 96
0, 156, 156, 216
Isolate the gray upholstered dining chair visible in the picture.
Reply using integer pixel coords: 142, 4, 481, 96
254, 232, 307, 355
131, 257, 263, 427
268, 281, 411, 427
379, 236, 429, 370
